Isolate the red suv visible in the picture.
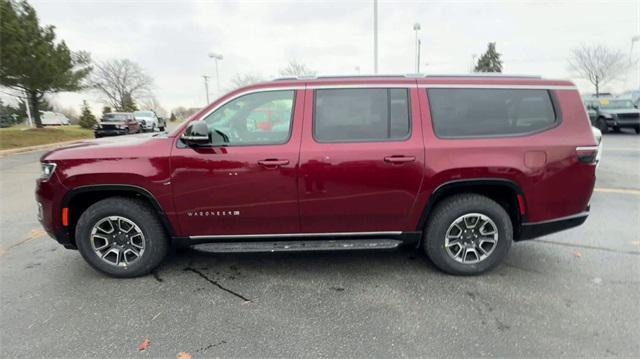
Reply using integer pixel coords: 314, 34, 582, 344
36, 75, 598, 277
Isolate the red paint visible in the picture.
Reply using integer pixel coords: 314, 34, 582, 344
517, 195, 526, 216
36, 75, 596, 245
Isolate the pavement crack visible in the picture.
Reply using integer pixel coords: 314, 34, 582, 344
534, 239, 640, 256
184, 267, 251, 302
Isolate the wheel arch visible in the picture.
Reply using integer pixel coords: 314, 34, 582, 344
417, 178, 526, 241
62, 185, 176, 247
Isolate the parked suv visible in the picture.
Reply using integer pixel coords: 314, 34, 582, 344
134, 111, 165, 132
94, 112, 141, 137
36, 75, 598, 277
585, 98, 640, 134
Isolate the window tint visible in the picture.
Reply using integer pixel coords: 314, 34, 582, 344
314, 88, 410, 142
428, 89, 557, 137
202, 90, 295, 145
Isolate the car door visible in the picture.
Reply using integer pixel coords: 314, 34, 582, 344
298, 86, 425, 233
171, 89, 303, 236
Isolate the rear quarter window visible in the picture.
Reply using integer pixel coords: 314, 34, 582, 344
427, 88, 559, 138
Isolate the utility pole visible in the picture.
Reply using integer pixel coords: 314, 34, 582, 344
632, 36, 640, 88
23, 90, 33, 127
202, 75, 210, 105
373, 0, 378, 73
417, 39, 422, 73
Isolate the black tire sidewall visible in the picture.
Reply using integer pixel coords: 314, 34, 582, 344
75, 198, 168, 277
424, 194, 513, 275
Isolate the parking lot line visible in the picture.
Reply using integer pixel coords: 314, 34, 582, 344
594, 187, 640, 195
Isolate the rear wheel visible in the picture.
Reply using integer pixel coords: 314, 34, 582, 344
75, 197, 168, 278
635, 126, 640, 134
423, 194, 513, 275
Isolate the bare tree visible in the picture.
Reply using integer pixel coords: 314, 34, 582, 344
568, 45, 630, 96
90, 59, 153, 111
230, 73, 265, 89
279, 61, 316, 77
139, 96, 168, 118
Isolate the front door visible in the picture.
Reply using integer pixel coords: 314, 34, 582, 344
298, 87, 425, 233
171, 89, 303, 236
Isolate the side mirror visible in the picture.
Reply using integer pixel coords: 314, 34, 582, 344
181, 121, 210, 146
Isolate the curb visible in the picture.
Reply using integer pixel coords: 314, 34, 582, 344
0, 139, 87, 157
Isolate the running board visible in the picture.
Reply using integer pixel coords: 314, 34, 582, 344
191, 239, 402, 253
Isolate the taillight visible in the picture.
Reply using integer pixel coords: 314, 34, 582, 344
576, 146, 599, 164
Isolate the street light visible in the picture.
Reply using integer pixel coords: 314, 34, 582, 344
202, 75, 210, 105
632, 36, 640, 88
413, 23, 421, 73
208, 52, 223, 93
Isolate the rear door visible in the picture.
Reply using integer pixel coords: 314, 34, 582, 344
298, 86, 425, 233
171, 89, 304, 236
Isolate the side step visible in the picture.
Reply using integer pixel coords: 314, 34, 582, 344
192, 239, 402, 253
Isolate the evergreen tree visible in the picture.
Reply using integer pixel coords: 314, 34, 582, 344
121, 93, 138, 112
0, 0, 91, 127
169, 112, 177, 122
102, 106, 112, 115
474, 42, 503, 73
78, 100, 97, 128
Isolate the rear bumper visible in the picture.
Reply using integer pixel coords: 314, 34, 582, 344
518, 210, 589, 240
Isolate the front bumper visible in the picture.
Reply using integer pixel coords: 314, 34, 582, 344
95, 128, 127, 137
605, 117, 640, 128
518, 210, 589, 240
36, 174, 76, 249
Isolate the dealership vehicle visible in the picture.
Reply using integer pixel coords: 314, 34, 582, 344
94, 112, 141, 138
585, 98, 640, 134
36, 74, 598, 277
134, 111, 164, 132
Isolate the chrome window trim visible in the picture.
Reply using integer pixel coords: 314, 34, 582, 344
189, 231, 402, 240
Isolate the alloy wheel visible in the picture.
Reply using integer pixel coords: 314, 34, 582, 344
444, 213, 499, 264
90, 216, 145, 267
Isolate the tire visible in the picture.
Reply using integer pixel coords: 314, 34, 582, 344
635, 126, 640, 134
423, 193, 513, 275
597, 117, 609, 134
159, 126, 165, 131
75, 197, 169, 278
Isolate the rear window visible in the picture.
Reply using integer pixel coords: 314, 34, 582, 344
314, 88, 410, 142
428, 89, 558, 137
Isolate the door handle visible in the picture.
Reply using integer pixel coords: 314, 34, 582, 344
384, 155, 416, 164
258, 159, 290, 167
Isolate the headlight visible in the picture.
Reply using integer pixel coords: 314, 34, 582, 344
41, 162, 57, 180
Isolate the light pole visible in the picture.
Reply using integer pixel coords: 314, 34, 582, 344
202, 75, 210, 105
373, 0, 378, 73
632, 36, 640, 88
413, 23, 421, 73
208, 52, 223, 93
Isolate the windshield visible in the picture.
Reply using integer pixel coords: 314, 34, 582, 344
103, 113, 129, 121
134, 111, 154, 117
599, 99, 635, 109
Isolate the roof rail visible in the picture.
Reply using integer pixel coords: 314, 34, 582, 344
425, 73, 542, 79
272, 73, 542, 81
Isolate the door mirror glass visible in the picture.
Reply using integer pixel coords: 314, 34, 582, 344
181, 121, 211, 146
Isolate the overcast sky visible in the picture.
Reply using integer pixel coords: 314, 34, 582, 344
8, 0, 640, 114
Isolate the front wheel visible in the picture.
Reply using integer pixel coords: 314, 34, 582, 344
75, 197, 169, 278
423, 194, 513, 275
597, 117, 609, 134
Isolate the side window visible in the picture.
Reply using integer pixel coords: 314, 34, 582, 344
201, 90, 295, 145
428, 88, 558, 137
314, 88, 410, 142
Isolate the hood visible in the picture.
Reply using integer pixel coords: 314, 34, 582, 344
41, 133, 172, 162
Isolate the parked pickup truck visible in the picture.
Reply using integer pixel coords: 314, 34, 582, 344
94, 112, 141, 138
36, 74, 598, 277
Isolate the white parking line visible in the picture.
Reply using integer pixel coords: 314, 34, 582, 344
594, 188, 640, 195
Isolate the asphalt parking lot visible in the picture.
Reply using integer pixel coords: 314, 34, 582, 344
1, 130, 638, 358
